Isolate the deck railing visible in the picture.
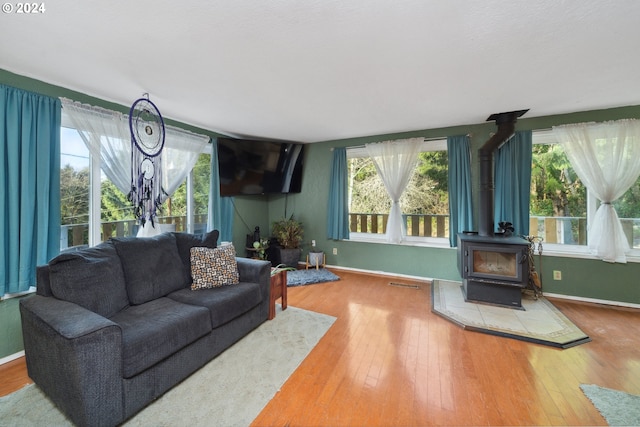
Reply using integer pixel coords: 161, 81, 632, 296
349, 213, 449, 238
60, 214, 208, 250
349, 213, 639, 248
60, 213, 639, 249
529, 216, 639, 248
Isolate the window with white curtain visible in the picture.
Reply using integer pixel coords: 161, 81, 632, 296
346, 139, 449, 246
530, 130, 640, 260
59, 103, 211, 249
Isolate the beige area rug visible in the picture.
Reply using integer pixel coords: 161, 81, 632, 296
0, 305, 336, 427
431, 279, 590, 348
580, 384, 640, 426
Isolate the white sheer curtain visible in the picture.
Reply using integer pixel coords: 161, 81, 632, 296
365, 138, 422, 243
552, 119, 640, 263
61, 98, 210, 201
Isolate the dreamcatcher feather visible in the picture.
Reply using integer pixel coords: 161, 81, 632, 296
128, 95, 167, 228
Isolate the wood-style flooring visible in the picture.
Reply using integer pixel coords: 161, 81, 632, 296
2, 269, 639, 426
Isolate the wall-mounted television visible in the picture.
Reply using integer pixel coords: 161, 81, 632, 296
217, 137, 305, 196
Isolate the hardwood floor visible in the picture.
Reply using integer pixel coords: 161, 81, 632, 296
252, 270, 640, 426
0, 356, 32, 397
2, 270, 639, 426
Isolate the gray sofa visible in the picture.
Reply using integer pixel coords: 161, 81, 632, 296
19, 231, 271, 427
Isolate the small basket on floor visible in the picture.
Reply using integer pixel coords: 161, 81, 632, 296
306, 251, 325, 270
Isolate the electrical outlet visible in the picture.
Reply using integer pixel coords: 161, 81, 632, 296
311, 239, 316, 247
553, 270, 562, 280
332, 248, 338, 255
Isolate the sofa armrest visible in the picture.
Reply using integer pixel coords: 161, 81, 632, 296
236, 257, 271, 300
20, 295, 124, 427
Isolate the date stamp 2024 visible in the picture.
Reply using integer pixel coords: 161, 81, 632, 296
2, 2, 46, 14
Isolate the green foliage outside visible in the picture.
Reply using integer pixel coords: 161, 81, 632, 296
60, 165, 90, 225
349, 151, 449, 215
530, 144, 585, 218
159, 154, 211, 217
60, 154, 211, 226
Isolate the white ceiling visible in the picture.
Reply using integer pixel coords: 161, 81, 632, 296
2, 0, 640, 143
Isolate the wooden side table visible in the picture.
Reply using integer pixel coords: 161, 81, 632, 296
268, 269, 287, 320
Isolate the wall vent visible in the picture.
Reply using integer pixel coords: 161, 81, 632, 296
389, 282, 421, 289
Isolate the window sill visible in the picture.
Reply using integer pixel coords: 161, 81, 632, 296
345, 235, 640, 262
347, 233, 452, 249
0, 286, 36, 301
535, 244, 640, 263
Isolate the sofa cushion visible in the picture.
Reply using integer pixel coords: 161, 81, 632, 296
190, 245, 239, 290
48, 242, 129, 318
112, 233, 190, 305
173, 230, 219, 283
109, 297, 212, 378
168, 281, 262, 329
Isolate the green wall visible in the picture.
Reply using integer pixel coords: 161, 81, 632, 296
2, 68, 640, 361
0, 297, 26, 359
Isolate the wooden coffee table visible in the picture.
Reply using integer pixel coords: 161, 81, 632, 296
268, 269, 287, 320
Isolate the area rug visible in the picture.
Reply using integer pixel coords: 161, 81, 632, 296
580, 384, 640, 426
0, 305, 336, 427
287, 268, 340, 287
431, 279, 590, 348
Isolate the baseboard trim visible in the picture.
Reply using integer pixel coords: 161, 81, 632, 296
543, 292, 640, 310
321, 263, 434, 283
0, 350, 25, 366
317, 263, 639, 310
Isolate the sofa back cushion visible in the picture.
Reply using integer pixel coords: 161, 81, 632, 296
112, 233, 190, 305
173, 230, 219, 283
48, 241, 130, 318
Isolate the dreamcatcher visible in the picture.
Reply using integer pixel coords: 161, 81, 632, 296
128, 94, 167, 228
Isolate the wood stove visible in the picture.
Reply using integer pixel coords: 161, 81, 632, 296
457, 109, 530, 309
458, 233, 529, 308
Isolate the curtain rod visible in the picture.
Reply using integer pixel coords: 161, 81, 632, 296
329, 134, 471, 151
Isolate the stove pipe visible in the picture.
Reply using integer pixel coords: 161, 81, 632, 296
478, 109, 529, 237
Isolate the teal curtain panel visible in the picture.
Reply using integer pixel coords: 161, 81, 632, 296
207, 137, 234, 241
326, 147, 350, 240
494, 130, 532, 236
1, 85, 61, 297
447, 135, 473, 247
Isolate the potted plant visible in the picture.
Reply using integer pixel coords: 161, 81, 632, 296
271, 216, 304, 267
252, 238, 269, 260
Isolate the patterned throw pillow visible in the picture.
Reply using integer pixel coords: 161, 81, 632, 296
190, 245, 239, 290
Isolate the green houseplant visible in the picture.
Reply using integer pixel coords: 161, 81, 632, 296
272, 216, 304, 267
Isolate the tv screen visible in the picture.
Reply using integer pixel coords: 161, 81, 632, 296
217, 137, 305, 196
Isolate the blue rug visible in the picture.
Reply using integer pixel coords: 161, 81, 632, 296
580, 384, 640, 426
286, 269, 340, 286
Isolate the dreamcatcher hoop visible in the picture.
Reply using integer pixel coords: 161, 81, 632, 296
128, 95, 167, 228
129, 97, 165, 157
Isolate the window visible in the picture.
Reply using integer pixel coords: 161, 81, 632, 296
531, 130, 640, 257
346, 139, 449, 244
60, 127, 90, 248
59, 125, 211, 250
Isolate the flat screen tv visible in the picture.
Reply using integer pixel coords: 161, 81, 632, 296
217, 137, 305, 196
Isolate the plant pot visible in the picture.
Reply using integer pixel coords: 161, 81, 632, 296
307, 251, 325, 269
278, 248, 302, 268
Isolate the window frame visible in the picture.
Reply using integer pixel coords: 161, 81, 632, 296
60, 122, 210, 249
532, 130, 640, 262
346, 138, 450, 247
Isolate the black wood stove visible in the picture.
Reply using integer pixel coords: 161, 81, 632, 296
458, 233, 529, 308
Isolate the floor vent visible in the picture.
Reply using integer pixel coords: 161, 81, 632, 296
389, 282, 421, 289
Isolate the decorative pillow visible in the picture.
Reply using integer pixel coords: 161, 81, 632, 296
190, 245, 239, 290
